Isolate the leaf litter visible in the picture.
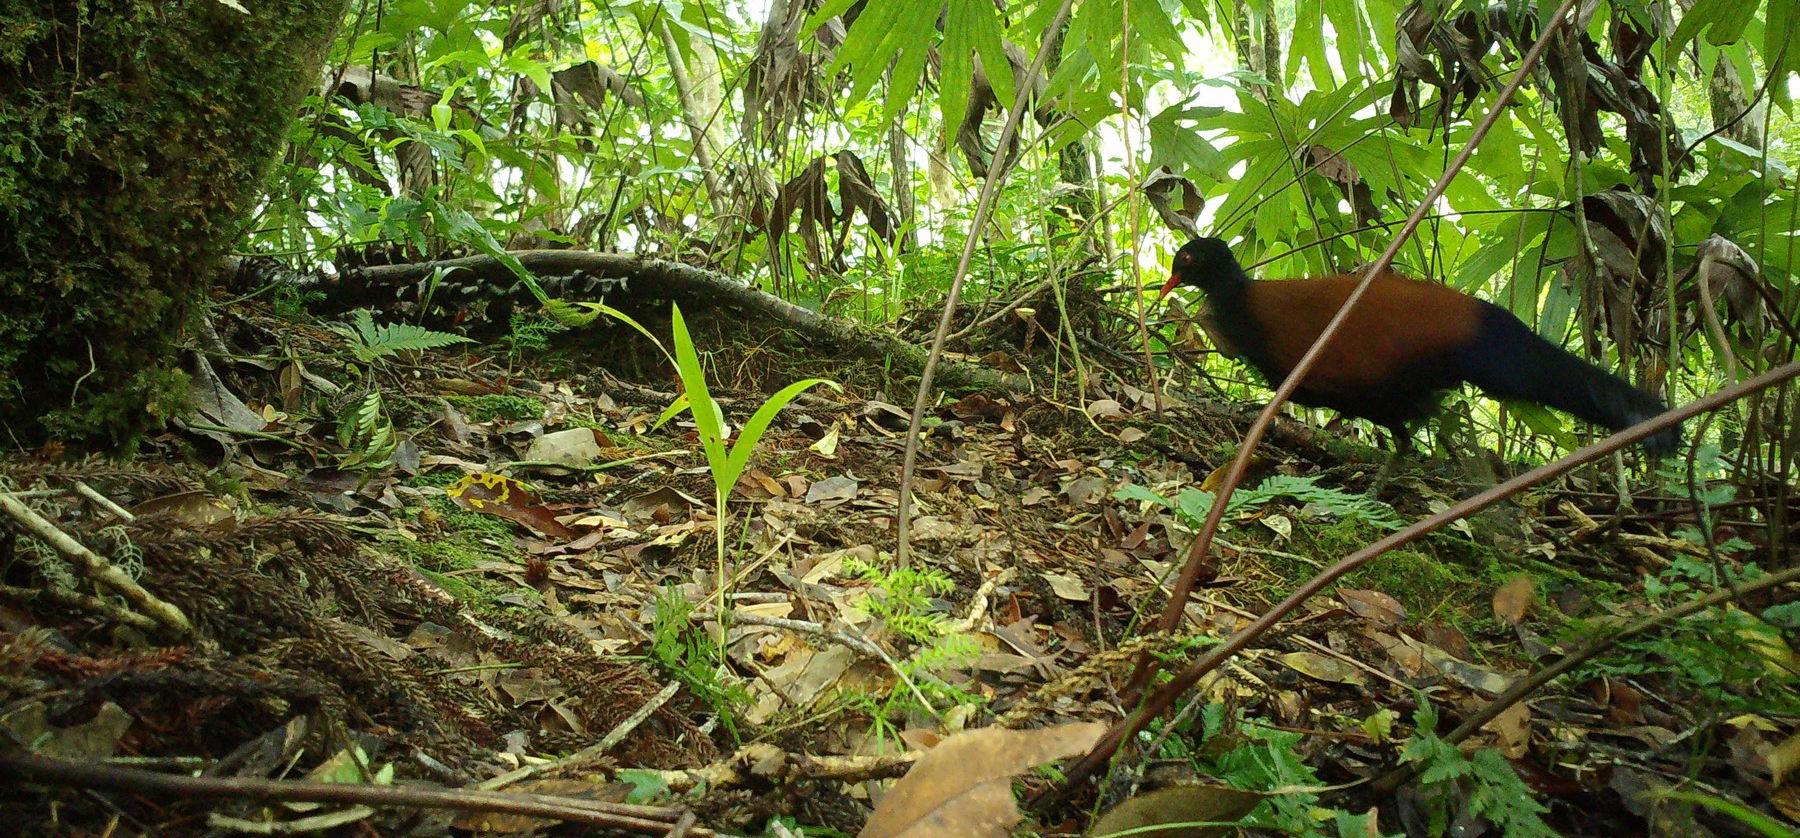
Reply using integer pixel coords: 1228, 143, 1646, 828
0, 297, 1794, 837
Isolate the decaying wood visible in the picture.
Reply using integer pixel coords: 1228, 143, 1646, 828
0, 492, 191, 635
346, 251, 1032, 393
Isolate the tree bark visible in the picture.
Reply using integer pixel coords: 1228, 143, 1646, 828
0, 0, 349, 446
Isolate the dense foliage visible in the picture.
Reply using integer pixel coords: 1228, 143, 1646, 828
254, 0, 1796, 476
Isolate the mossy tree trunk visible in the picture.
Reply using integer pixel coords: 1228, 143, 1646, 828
0, 0, 348, 447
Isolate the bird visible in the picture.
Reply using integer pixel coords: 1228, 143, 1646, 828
1159, 236, 1680, 459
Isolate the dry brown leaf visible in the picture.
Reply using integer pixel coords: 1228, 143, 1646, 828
1141, 165, 1205, 237
1486, 702, 1532, 758
805, 474, 859, 505
1338, 588, 1405, 630
1493, 574, 1535, 626
1089, 783, 1265, 837
1040, 571, 1089, 602
1278, 651, 1366, 687
1084, 399, 1124, 419
447, 473, 576, 540
858, 723, 1105, 838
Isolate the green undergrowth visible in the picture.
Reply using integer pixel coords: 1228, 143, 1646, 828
381, 479, 534, 610
1290, 519, 1501, 617
443, 393, 545, 423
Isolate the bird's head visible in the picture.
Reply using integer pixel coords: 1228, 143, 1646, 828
1159, 237, 1248, 299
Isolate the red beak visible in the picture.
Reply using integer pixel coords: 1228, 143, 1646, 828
1157, 273, 1182, 299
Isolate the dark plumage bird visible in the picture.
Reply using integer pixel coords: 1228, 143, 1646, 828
1160, 237, 1679, 456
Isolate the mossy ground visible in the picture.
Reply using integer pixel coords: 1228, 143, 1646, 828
0, 0, 346, 445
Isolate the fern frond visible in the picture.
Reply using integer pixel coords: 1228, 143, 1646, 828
334, 309, 471, 363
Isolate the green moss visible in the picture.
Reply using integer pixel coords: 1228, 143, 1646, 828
431, 496, 519, 540
412, 566, 486, 604
1260, 520, 1494, 627
411, 470, 469, 490
0, 0, 348, 446
444, 394, 545, 423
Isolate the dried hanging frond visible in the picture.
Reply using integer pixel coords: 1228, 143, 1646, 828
742, 0, 839, 145
766, 151, 897, 274
1305, 145, 1381, 225
502, 0, 570, 54
327, 66, 452, 199
1142, 166, 1205, 237
1561, 189, 1671, 374
1391, 2, 1685, 188
952, 41, 1048, 178
547, 60, 645, 136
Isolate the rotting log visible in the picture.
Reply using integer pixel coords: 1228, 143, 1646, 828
341, 250, 1034, 393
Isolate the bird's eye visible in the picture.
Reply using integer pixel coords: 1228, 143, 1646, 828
1175, 252, 1192, 266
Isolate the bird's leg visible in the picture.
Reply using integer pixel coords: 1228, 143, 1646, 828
1368, 424, 1414, 497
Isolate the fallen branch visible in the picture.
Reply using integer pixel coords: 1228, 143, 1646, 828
0, 752, 709, 836
344, 251, 1029, 393
1055, 359, 1800, 795
0, 583, 159, 632
634, 743, 920, 794
0, 492, 191, 635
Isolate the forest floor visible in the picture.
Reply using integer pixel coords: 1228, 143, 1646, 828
1, 291, 1793, 837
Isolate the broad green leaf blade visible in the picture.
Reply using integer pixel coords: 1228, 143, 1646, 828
669, 305, 730, 474
723, 378, 842, 484
562, 301, 673, 363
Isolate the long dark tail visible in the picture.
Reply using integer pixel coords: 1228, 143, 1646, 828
1456, 302, 1681, 456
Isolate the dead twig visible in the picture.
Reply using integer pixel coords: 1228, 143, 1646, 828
1372, 562, 1800, 792
0, 752, 712, 836
0, 492, 191, 635
476, 681, 682, 791
0, 583, 159, 632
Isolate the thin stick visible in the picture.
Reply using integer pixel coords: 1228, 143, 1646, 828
892, 0, 1077, 567
0, 752, 710, 836
476, 680, 681, 791
1054, 361, 1800, 793
0, 583, 159, 631
0, 492, 191, 635
1130, 0, 1586, 696
72, 482, 136, 521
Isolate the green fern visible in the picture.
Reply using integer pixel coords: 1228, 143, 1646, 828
333, 309, 471, 363
337, 390, 398, 471
1117, 473, 1402, 532
1400, 701, 1557, 838
1242, 474, 1403, 530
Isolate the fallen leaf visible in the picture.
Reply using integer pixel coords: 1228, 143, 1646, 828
811, 426, 841, 458
1089, 784, 1265, 837
1040, 571, 1089, 601
446, 473, 576, 539
1339, 588, 1406, 630
1278, 651, 1366, 687
520, 427, 603, 469
805, 474, 860, 506
1493, 574, 1535, 626
1486, 702, 1532, 758
1085, 399, 1124, 419
858, 723, 1105, 838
